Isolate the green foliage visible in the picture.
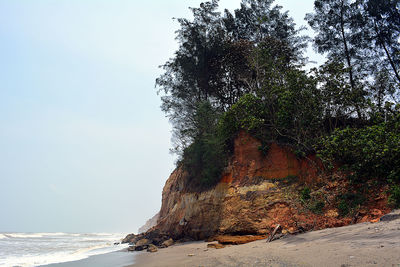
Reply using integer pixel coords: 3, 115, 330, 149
336, 192, 365, 217
218, 94, 267, 146
181, 102, 228, 190
318, 119, 400, 183
182, 134, 227, 190
156, 0, 400, 194
157, 0, 308, 157
300, 186, 311, 202
299, 186, 325, 214
388, 185, 400, 208
310, 200, 325, 214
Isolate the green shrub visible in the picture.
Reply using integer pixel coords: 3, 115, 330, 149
388, 185, 400, 208
310, 200, 325, 214
300, 186, 311, 202
337, 200, 350, 217
218, 94, 268, 149
336, 192, 365, 216
318, 121, 400, 183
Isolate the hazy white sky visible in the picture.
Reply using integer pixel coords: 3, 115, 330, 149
0, 0, 319, 233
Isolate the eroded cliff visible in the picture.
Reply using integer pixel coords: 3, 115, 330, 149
137, 132, 390, 242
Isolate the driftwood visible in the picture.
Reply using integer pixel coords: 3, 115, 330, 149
267, 224, 281, 242
352, 211, 360, 224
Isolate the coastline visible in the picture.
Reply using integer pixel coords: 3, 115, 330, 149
40, 250, 137, 267
128, 211, 400, 267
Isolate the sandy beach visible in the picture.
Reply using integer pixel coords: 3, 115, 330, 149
128, 210, 400, 267
41, 250, 136, 267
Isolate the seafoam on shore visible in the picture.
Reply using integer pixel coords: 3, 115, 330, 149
0, 232, 128, 267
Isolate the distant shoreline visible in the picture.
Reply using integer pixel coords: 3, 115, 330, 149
127, 210, 400, 267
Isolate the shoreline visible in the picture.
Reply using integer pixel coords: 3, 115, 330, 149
128, 210, 400, 267
40, 249, 137, 267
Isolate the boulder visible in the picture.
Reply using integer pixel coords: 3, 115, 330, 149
134, 238, 151, 251
127, 246, 136, 252
135, 238, 151, 247
134, 245, 148, 251
147, 244, 158, 253
162, 238, 174, 247
122, 233, 136, 244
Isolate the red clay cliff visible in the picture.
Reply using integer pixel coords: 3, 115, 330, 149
139, 131, 390, 242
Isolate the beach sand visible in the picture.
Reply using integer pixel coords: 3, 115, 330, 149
41, 250, 136, 267
129, 211, 400, 267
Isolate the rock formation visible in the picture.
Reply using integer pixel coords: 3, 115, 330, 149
125, 131, 390, 244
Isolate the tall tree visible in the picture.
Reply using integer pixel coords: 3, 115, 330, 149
306, 0, 366, 118
362, 0, 400, 85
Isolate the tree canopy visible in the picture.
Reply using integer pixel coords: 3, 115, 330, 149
156, 0, 400, 190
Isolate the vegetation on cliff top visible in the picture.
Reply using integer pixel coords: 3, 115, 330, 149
156, 0, 400, 200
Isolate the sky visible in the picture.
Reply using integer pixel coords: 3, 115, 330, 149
0, 0, 321, 233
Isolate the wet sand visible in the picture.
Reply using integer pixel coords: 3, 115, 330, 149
129, 210, 400, 267
41, 250, 137, 267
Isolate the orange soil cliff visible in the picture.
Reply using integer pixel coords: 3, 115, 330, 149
150, 131, 390, 240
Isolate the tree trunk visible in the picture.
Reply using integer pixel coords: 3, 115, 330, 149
340, 1, 362, 119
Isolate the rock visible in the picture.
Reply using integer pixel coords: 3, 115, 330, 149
134, 245, 148, 251
139, 131, 392, 242
207, 243, 225, 249
122, 233, 136, 244
134, 238, 151, 251
380, 210, 400, 222
127, 246, 136, 251
162, 238, 174, 247
113, 242, 120, 245
147, 244, 158, 253
135, 238, 151, 247
188, 254, 195, 257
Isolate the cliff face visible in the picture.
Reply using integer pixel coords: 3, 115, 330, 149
152, 131, 390, 240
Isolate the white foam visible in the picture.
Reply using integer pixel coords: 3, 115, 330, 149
6, 233, 45, 238
0, 233, 129, 267
0, 243, 129, 267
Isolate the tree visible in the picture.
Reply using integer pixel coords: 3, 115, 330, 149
363, 0, 400, 84
306, 0, 367, 118
157, 0, 308, 155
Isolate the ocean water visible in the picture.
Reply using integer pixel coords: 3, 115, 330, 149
0, 232, 129, 267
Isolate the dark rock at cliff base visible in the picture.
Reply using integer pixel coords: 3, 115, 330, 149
122, 233, 137, 244
134, 245, 148, 251
135, 238, 150, 247
147, 244, 158, 253
162, 238, 174, 247
380, 210, 400, 222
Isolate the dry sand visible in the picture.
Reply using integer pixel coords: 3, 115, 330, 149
128, 210, 400, 267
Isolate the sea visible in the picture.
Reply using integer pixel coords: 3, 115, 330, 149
0, 232, 129, 267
